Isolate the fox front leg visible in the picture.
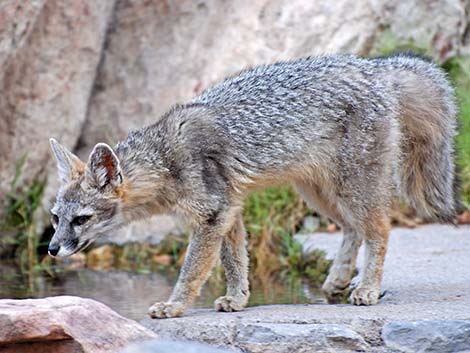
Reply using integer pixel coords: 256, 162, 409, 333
148, 222, 224, 319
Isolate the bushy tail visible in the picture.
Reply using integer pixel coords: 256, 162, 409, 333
387, 54, 459, 221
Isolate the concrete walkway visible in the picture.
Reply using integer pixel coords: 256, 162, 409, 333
143, 224, 470, 353
296, 223, 470, 317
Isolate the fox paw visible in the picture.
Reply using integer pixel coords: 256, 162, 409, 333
322, 279, 351, 304
322, 279, 349, 296
148, 301, 185, 319
214, 295, 247, 312
350, 287, 380, 305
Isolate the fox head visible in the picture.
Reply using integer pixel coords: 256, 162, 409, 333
48, 138, 126, 257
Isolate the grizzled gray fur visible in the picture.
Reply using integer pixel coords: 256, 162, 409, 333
48, 53, 457, 318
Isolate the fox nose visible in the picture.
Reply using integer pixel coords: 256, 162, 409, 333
48, 244, 60, 256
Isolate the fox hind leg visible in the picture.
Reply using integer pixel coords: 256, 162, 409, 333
215, 214, 250, 312
350, 210, 389, 305
322, 227, 362, 302
294, 181, 360, 300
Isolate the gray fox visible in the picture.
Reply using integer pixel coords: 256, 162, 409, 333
48, 53, 457, 318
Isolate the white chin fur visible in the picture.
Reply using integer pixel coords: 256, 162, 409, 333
55, 247, 75, 257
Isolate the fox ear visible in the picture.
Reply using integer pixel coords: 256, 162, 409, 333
49, 138, 85, 184
85, 143, 122, 189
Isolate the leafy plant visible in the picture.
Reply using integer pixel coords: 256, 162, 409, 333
370, 27, 429, 58
0, 155, 46, 273
243, 186, 331, 284
443, 57, 470, 206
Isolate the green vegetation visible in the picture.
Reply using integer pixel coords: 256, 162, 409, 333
370, 28, 429, 58
0, 156, 47, 274
243, 186, 331, 284
443, 57, 470, 205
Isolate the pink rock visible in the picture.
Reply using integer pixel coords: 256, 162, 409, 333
0, 296, 157, 353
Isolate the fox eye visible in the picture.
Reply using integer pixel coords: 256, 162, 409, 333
51, 214, 59, 226
71, 215, 92, 226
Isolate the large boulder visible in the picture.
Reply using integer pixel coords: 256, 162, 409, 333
80, 0, 470, 155
0, 0, 45, 78
79, 0, 381, 152
382, 320, 470, 353
0, 0, 115, 222
0, 296, 157, 353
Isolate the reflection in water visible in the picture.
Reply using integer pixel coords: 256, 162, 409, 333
0, 261, 326, 320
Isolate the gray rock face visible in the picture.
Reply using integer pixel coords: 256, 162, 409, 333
378, 0, 469, 61
0, 0, 116, 220
382, 320, 470, 353
142, 315, 372, 353
236, 323, 369, 353
0, 0, 45, 77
